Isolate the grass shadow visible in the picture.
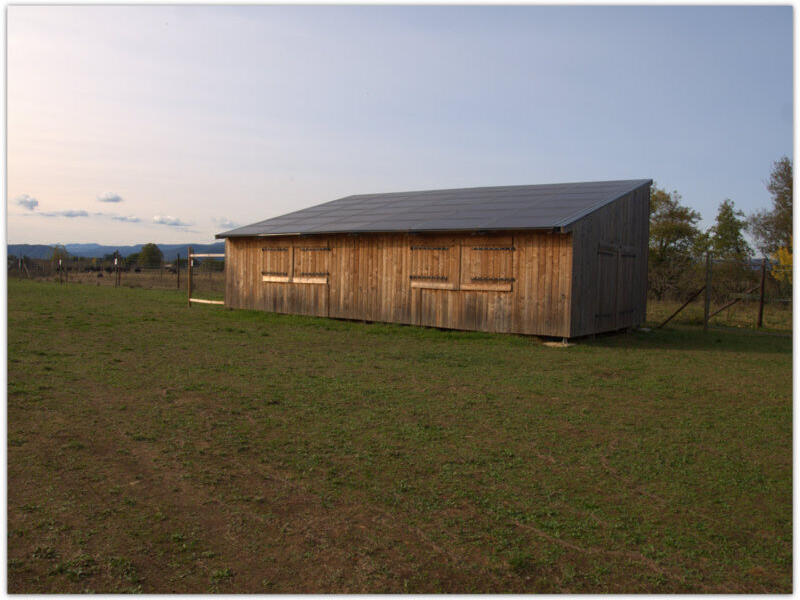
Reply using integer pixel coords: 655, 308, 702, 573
583, 324, 792, 355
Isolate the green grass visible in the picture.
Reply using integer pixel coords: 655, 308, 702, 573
7, 279, 792, 592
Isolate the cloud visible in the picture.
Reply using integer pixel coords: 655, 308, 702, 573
91, 211, 139, 223
40, 210, 89, 218
98, 192, 123, 203
48, 210, 142, 223
15, 194, 39, 211
213, 217, 239, 229
153, 215, 191, 227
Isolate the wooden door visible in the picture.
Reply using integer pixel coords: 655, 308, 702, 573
292, 243, 331, 317
596, 243, 637, 332
596, 244, 618, 331
616, 248, 637, 329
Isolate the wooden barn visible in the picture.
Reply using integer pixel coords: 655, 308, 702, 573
216, 179, 652, 339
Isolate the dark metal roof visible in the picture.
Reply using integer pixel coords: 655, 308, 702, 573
216, 178, 652, 238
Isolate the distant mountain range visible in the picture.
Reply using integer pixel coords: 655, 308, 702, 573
7, 244, 55, 260
8, 242, 225, 261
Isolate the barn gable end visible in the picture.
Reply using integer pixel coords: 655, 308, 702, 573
566, 185, 650, 337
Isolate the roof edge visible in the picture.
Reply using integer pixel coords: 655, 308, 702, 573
218, 226, 561, 239
553, 179, 652, 227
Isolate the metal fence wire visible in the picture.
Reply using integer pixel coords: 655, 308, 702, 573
8, 255, 225, 298
189, 256, 225, 300
647, 255, 791, 331
8, 252, 791, 330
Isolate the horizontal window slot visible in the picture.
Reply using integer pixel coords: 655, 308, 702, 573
410, 275, 448, 281
471, 276, 514, 282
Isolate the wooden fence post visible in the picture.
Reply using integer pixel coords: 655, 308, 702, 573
187, 247, 193, 307
177, 253, 181, 290
703, 252, 712, 332
757, 257, 767, 328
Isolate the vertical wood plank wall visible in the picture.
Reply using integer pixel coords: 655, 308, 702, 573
566, 184, 651, 338
225, 231, 574, 337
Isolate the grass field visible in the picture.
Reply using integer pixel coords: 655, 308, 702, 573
7, 279, 792, 592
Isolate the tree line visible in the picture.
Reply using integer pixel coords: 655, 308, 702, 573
649, 156, 792, 300
35, 243, 170, 270
25, 243, 223, 272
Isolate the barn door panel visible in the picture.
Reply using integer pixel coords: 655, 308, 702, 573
596, 244, 618, 331
616, 247, 637, 328
596, 243, 638, 332
418, 288, 449, 328
261, 242, 330, 317
328, 239, 355, 320
410, 244, 457, 289
261, 245, 290, 282
292, 243, 331, 317
459, 243, 514, 291
293, 243, 331, 285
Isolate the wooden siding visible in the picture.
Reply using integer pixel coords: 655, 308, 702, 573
566, 183, 650, 337
225, 231, 573, 337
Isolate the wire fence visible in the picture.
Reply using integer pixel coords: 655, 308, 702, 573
646, 255, 792, 332
8, 256, 225, 298
188, 255, 225, 301
9, 252, 791, 331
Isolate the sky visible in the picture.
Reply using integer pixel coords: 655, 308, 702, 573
6, 5, 794, 247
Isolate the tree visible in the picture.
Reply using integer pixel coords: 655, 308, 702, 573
649, 186, 703, 260
138, 244, 163, 267
648, 185, 703, 299
748, 156, 793, 256
691, 229, 712, 257
706, 199, 755, 301
50, 245, 69, 263
709, 199, 751, 261
773, 236, 792, 285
